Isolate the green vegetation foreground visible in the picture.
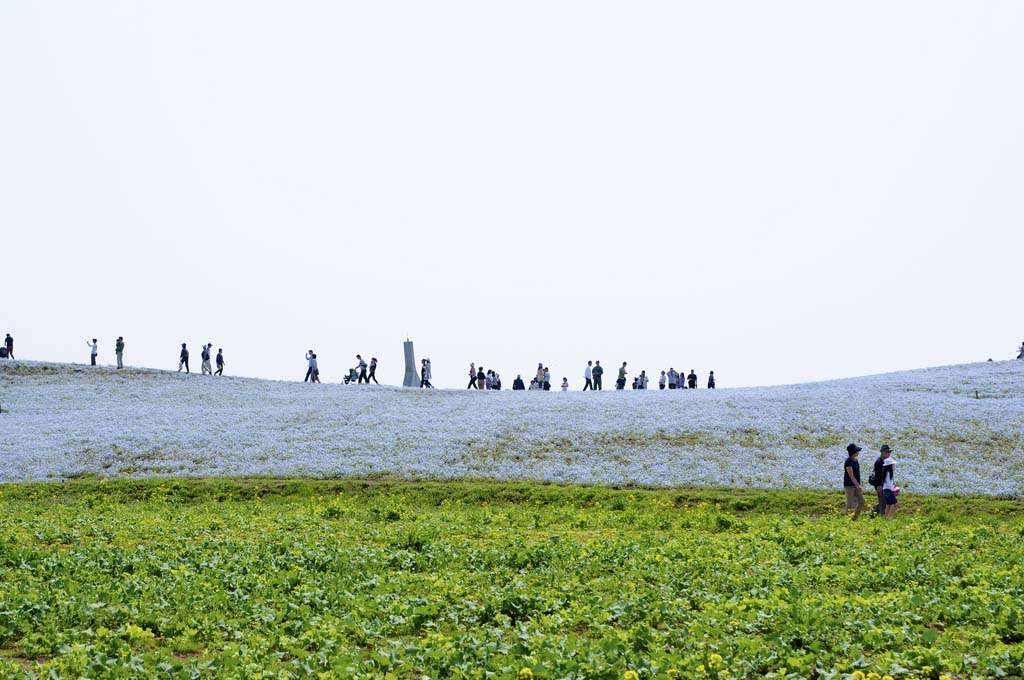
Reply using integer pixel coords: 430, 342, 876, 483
1, 480, 1023, 679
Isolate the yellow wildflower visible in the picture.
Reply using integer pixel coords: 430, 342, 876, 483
519, 669, 534, 680
939, 676, 953, 680
624, 672, 640, 680
697, 665, 706, 674
852, 672, 866, 680
867, 674, 881, 680
667, 671, 680, 678
882, 676, 894, 680
709, 654, 724, 669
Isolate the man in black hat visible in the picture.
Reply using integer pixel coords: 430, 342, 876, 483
843, 444, 867, 520
871, 445, 892, 516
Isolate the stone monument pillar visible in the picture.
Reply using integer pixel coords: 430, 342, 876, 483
403, 340, 420, 387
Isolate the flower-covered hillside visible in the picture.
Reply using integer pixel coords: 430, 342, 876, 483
1, 360, 1021, 494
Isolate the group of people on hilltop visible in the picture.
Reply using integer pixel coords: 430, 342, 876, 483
466, 363, 502, 390
80, 337, 129, 369
302, 351, 380, 385
580, 361, 713, 391
843, 443, 899, 520
178, 343, 225, 376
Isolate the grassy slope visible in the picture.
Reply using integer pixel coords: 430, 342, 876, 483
1, 479, 1023, 679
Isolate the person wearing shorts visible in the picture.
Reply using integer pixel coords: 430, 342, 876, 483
882, 456, 898, 518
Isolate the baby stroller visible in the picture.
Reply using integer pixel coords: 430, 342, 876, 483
344, 367, 358, 384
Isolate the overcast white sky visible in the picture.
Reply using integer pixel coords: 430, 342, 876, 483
2, 2, 1022, 388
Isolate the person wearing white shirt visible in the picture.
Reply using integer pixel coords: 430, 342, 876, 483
882, 457, 898, 518
561, 378, 569, 391
86, 339, 98, 366
583, 361, 593, 391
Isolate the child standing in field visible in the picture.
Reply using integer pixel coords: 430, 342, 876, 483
882, 457, 898, 518
561, 377, 568, 391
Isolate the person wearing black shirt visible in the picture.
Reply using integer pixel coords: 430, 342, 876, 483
178, 343, 190, 373
871, 445, 891, 515
843, 443, 867, 520
512, 375, 525, 390
215, 349, 224, 376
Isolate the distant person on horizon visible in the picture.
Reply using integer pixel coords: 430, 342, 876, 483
592, 360, 603, 390
368, 357, 379, 384
485, 370, 495, 390
583, 361, 593, 391
843, 444, 867, 520
3, 334, 13, 359
467, 363, 478, 389
512, 374, 525, 390
659, 371, 667, 389
115, 337, 124, 369
1018, 341, 1024, 359
617, 362, 628, 390
667, 368, 678, 389
476, 367, 486, 390
356, 355, 368, 383
178, 344, 189, 373
215, 348, 224, 376
87, 338, 98, 366
420, 358, 433, 388
543, 367, 551, 390
561, 377, 569, 391
310, 353, 320, 383
535, 363, 545, 389
201, 344, 213, 375
639, 370, 648, 389
631, 376, 638, 390
708, 371, 716, 389
304, 350, 316, 382
687, 370, 697, 389
529, 378, 540, 390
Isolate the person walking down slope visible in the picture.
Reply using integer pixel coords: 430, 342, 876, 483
659, 371, 667, 390
3, 334, 13, 360
708, 371, 716, 389
617, 362, 628, 390
368, 357, 379, 384
304, 350, 316, 382
87, 338, 98, 366
467, 363, 478, 389
592, 360, 603, 390
584, 361, 593, 391
201, 344, 213, 375
115, 337, 125, 369
178, 344, 190, 373
843, 443, 867, 520
215, 348, 224, 376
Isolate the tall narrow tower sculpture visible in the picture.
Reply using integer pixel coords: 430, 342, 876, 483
402, 339, 420, 387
